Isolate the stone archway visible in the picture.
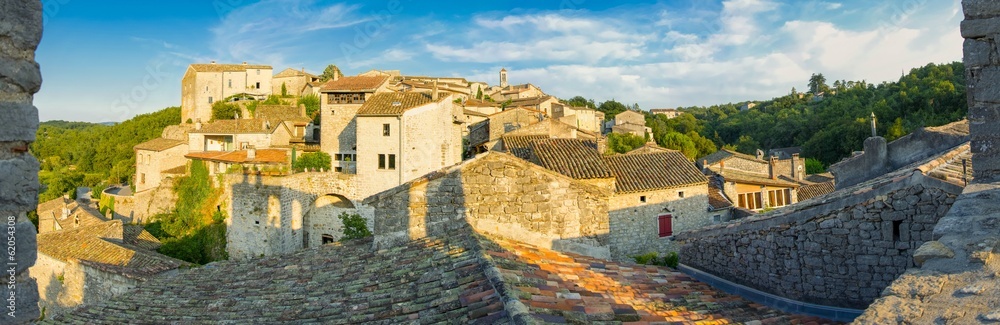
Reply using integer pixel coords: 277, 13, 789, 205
302, 193, 356, 248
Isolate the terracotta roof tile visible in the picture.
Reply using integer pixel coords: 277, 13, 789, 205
37, 220, 190, 280
604, 151, 708, 193
797, 181, 836, 202
185, 149, 288, 164
708, 178, 734, 210
191, 119, 278, 134
319, 75, 389, 92
253, 105, 310, 124
501, 135, 548, 160
479, 234, 837, 324
531, 138, 612, 179
356, 92, 443, 116
134, 138, 185, 152
190, 63, 271, 72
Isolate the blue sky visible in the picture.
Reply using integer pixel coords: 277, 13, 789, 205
35, 0, 964, 122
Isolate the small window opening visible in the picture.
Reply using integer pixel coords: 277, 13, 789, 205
322, 234, 335, 244
640, 196, 647, 203
893, 220, 903, 242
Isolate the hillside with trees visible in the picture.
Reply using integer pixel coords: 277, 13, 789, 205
566, 62, 966, 168
31, 107, 181, 202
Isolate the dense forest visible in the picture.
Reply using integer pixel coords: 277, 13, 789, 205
31, 107, 181, 202
566, 62, 967, 168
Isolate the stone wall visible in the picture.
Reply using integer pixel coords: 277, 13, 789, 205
32, 253, 143, 320
368, 152, 613, 259
131, 177, 178, 223
677, 173, 961, 309
224, 172, 370, 260
965, 1, 1000, 181
831, 121, 969, 189
608, 184, 710, 259
0, 0, 42, 322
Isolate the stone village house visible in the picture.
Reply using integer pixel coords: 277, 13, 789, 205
698, 149, 805, 212
181, 62, 274, 124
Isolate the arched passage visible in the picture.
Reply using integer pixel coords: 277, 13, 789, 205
303, 194, 356, 248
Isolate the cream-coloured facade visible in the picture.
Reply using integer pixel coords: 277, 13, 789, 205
187, 119, 294, 152
272, 68, 320, 97
354, 92, 463, 198
134, 139, 188, 193
181, 62, 273, 124
318, 75, 392, 173
552, 103, 605, 133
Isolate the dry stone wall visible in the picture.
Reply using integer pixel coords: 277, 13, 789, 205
224, 172, 371, 260
368, 152, 613, 259
608, 185, 710, 260
0, 0, 42, 322
965, 0, 1000, 182
678, 175, 960, 309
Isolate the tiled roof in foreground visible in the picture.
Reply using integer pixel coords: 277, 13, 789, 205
56, 226, 835, 324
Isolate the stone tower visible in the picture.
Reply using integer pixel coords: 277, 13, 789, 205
0, 0, 42, 323
499, 67, 508, 88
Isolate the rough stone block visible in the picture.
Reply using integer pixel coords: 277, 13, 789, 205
965, 38, 997, 68
965, 0, 1000, 19
0, 216, 36, 274
0, 156, 39, 212
0, 102, 39, 142
913, 241, 955, 266
962, 17, 1000, 39
0, 272, 39, 323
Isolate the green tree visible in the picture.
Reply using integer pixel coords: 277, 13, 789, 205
565, 96, 596, 109
338, 212, 372, 241
734, 135, 761, 155
293, 152, 332, 172
597, 99, 628, 117
320, 64, 342, 81
805, 158, 826, 174
476, 86, 483, 100
297, 94, 321, 124
885, 117, 907, 141
281, 82, 288, 97
606, 133, 646, 154
211, 101, 240, 121
657, 132, 698, 159
809, 73, 829, 94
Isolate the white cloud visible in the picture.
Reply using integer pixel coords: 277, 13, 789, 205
210, 0, 371, 69
426, 13, 649, 64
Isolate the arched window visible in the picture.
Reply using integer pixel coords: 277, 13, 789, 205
322, 234, 335, 244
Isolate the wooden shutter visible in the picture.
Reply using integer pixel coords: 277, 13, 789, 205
658, 215, 673, 237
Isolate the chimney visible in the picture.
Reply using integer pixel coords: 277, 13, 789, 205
210, 60, 216, 64
769, 156, 778, 180
242, 61, 248, 65
195, 119, 202, 130
702, 160, 708, 173
597, 136, 608, 155
719, 160, 725, 176
299, 104, 306, 117
791, 153, 801, 180
432, 79, 439, 101
247, 147, 256, 160
61, 207, 69, 219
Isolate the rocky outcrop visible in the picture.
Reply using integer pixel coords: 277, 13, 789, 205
0, 0, 43, 323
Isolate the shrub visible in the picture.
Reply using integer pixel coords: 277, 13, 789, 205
631, 251, 679, 269
293, 152, 332, 172
338, 212, 372, 241
663, 251, 679, 268
632, 252, 658, 265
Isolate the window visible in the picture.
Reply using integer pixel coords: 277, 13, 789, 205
296, 126, 305, 137
228, 79, 232, 88
255, 82, 261, 89
640, 196, 647, 203
208, 96, 214, 104
383, 123, 390, 136
678, 191, 685, 198
658, 215, 673, 237
334, 167, 343, 172
322, 234, 335, 244
334, 154, 342, 160
240, 142, 250, 149
140, 173, 146, 184
738, 192, 764, 210
378, 154, 386, 169
388, 154, 396, 170
328, 93, 366, 104
713, 215, 721, 223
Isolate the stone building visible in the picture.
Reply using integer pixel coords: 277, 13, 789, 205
271, 68, 319, 97
31, 220, 189, 319
187, 118, 293, 152
650, 108, 683, 119
507, 95, 559, 116
698, 149, 804, 211
252, 104, 315, 144
607, 110, 651, 136
318, 75, 392, 173
180, 62, 273, 124
35, 195, 107, 234
134, 138, 187, 193
354, 91, 463, 198
186, 148, 289, 176
551, 103, 605, 134
467, 107, 545, 153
